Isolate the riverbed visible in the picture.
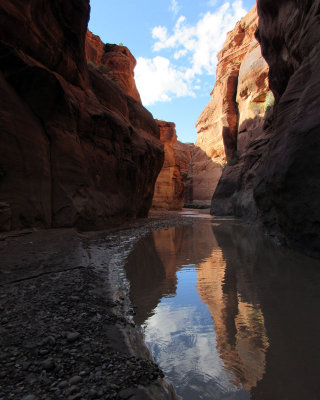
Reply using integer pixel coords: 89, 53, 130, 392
1, 210, 319, 400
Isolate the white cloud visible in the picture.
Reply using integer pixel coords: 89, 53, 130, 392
169, 0, 180, 15
135, 56, 194, 106
135, 1, 247, 106
207, 0, 219, 7
174, 49, 188, 59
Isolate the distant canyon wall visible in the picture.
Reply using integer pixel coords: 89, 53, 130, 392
152, 121, 193, 210
210, 1, 320, 256
192, 6, 269, 206
0, 0, 163, 232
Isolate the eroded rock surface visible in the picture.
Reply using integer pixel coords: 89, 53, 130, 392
212, 1, 320, 256
0, 0, 163, 232
85, 31, 142, 103
194, 6, 269, 206
152, 121, 185, 210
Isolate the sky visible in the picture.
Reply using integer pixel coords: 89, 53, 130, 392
88, 0, 256, 143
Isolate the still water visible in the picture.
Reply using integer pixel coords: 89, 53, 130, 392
125, 219, 320, 399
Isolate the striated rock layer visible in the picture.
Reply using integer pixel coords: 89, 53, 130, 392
0, 0, 163, 232
152, 121, 186, 210
212, 1, 320, 256
195, 6, 269, 205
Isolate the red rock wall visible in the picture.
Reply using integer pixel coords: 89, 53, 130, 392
85, 31, 142, 103
193, 6, 269, 206
152, 121, 185, 210
196, 6, 260, 163
212, 0, 320, 256
0, 0, 163, 231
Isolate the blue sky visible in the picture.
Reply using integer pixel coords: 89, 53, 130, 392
89, 0, 256, 143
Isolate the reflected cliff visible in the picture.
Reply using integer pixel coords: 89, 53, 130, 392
196, 240, 268, 392
125, 220, 320, 400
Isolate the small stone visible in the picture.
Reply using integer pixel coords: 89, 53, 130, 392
66, 332, 80, 342
69, 376, 81, 385
22, 362, 31, 371
42, 336, 56, 346
118, 388, 137, 399
38, 349, 49, 355
41, 358, 55, 371
23, 395, 38, 400
58, 380, 68, 389
88, 389, 98, 399
68, 385, 79, 395
79, 370, 87, 376
25, 374, 37, 385
68, 394, 82, 400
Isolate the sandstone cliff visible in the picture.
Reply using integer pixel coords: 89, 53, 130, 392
194, 6, 269, 205
0, 0, 163, 232
85, 31, 142, 103
152, 121, 186, 210
212, 1, 320, 256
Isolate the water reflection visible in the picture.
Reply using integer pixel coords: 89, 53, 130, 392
125, 220, 320, 400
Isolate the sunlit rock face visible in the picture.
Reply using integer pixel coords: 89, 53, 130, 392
194, 6, 269, 206
213, 0, 320, 256
85, 31, 142, 103
0, 0, 163, 231
152, 121, 186, 210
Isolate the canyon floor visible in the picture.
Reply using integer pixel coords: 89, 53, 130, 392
0, 211, 207, 400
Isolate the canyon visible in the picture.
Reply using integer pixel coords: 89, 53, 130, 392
0, 0, 320, 399
1, 0, 318, 257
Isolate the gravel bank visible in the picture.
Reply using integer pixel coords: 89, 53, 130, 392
0, 212, 193, 400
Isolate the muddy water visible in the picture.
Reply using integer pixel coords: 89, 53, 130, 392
125, 219, 320, 400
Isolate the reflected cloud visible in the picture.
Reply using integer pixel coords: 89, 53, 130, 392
125, 220, 320, 400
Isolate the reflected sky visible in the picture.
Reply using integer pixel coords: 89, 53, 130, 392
144, 266, 250, 400
125, 220, 320, 400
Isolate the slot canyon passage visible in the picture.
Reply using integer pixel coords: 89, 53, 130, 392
0, 1, 320, 400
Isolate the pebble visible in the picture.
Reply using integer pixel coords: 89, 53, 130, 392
68, 394, 82, 400
41, 358, 55, 371
58, 380, 68, 389
79, 370, 87, 376
88, 389, 98, 399
69, 376, 81, 385
25, 374, 37, 385
68, 385, 79, 395
42, 336, 56, 346
22, 395, 38, 400
66, 332, 80, 342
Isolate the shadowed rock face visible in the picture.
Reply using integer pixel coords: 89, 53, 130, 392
253, 0, 320, 255
212, 0, 320, 256
152, 121, 185, 210
0, 0, 163, 231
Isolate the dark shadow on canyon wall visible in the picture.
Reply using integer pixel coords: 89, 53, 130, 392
211, 221, 320, 400
211, 113, 271, 217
